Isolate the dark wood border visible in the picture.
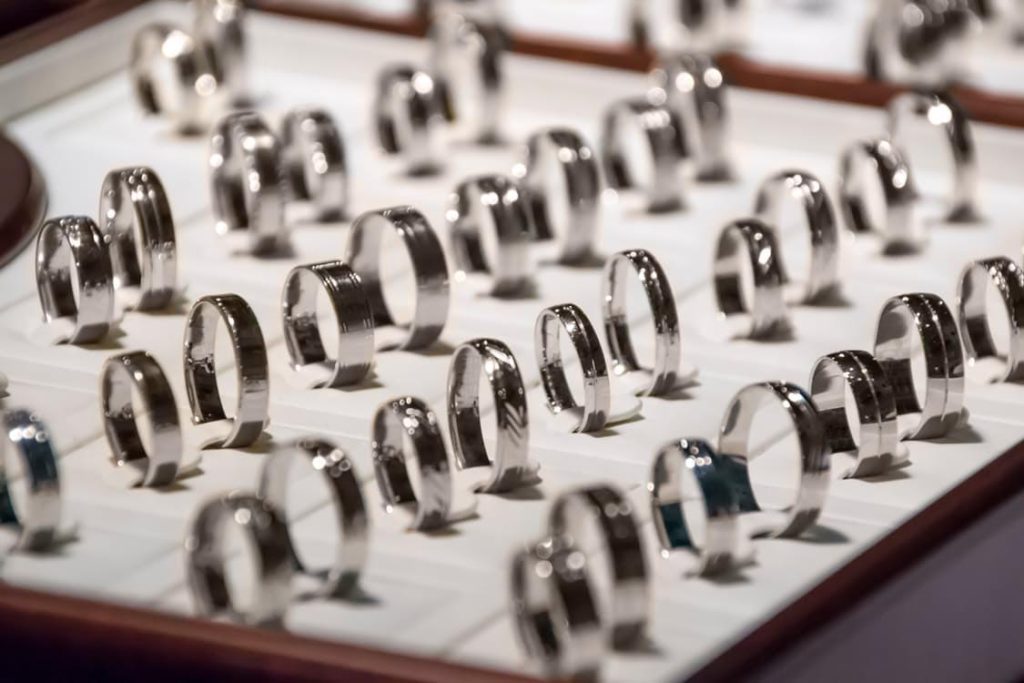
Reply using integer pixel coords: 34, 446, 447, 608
0, 0, 146, 66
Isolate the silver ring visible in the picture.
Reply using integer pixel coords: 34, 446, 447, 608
280, 108, 348, 222
0, 410, 62, 551
809, 350, 903, 479
650, 52, 733, 182
718, 381, 830, 539
130, 23, 219, 134
98, 166, 178, 311
193, 0, 247, 104
100, 351, 182, 488
35, 215, 114, 345
447, 174, 533, 297
549, 484, 649, 649
712, 217, 790, 339
345, 206, 450, 351
518, 128, 601, 265
429, 8, 505, 143
185, 492, 292, 627
371, 396, 453, 531
887, 90, 979, 222
374, 65, 445, 176
535, 303, 611, 433
258, 438, 369, 598
600, 97, 687, 213
447, 338, 540, 493
957, 257, 1024, 383
602, 249, 687, 396
649, 438, 741, 576
208, 111, 288, 255
184, 293, 269, 449
875, 292, 966, 439
510, 540, 604, 681
754, 170, 841, 304
282, 260, 374, 388
838, 138, 924, 254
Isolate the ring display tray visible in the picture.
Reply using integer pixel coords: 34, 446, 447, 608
1, 3, 1024, 681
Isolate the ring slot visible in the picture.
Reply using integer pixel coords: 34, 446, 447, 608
957, 257, 1024, 383
447, 338, 540, 493
35, 215, 115, 345
100, 351, 183, 488
183, 293, 269, 449
185, 492, 293, 627
280, 108, 348, 222
0, 410, 63, 551
282, 260, 375, 388
717, 381, 830, 539
374, 65, 446, 175
712, 217, 790, 339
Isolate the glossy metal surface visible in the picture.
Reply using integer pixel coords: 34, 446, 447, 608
718, 381, 831, 538
194, 0, 247, 104
280, 108, 348, 222
259, 438, 369, 598
100, 351, 182, 488
600, 97, 687, 213
371, 396, 453, 531
754, 170, 841, 304
35, 215, 114, 345
183, 294, 269, 449
282, 260, 375, 388
712, 217, 790, 339
185, 492, 293, 627
208, 111, 288, 255
98, 166, 178, 311
0, 410, 62, 551
957, 257, 1024, 382
447, 338, 539, 493
345, 206, 450, 351
374, 64, 446, 175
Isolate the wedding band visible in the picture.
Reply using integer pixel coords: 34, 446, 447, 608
649, 438, 741, 576
280, 108, 348, 222
518, 128, 601, 265
185, 492, 292, 627
98, 166, 178, 311
754, 170, 841, 304
282, 260, 374, 388
600, 97, 687, 213
887, 90, 979, 222
838, 138, 923, 253
345, 206, 450, 351
447, 338, 539, 493
447, 174, 533, 297
549, 484, 649, 649
100, 351, 182, 488
371, 396, 452, 531
718, 381, 830, 539
713, 217, 790, 339
208, 111, 288, 255
602, 249, 683, 396
130, 23, 219, 134
258, 438, 369, 598
0, 410, 62, 551
874, 293, 966, 439
809, 350, 902, 479
535, 304, 611, 433
194, 0, 247, 103
650, 52, 733, 182
183, 294, 269, 449
35, 216, 114, 345
510, 540, 603, 681
374, 65, 445, 175
957, 257, 1024, 383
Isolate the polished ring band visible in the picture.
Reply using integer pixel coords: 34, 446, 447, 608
282, 260, 375, 388
258, 438, 369, 598
957, 256, 1024, 383
36, 215, 114, 345
345, 206, 450, 351
713, 217, 790, 339
186, 492, 292, 627
184, 293, 269, 449
718, 381, 830, 538
100, 351, 182, 488
374, 64, 445, 175
194, 0, 247, 104
281, 107, 348, 222
0, 410, 63, 551
99, 166, 178, 311
447, 338, 540, 493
